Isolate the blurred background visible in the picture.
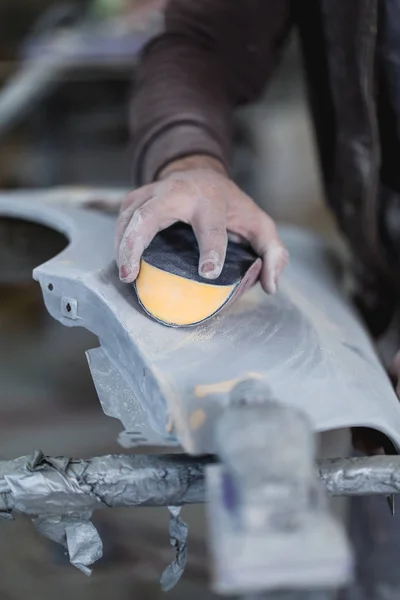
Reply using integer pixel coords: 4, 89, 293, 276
0, 1, 335, 599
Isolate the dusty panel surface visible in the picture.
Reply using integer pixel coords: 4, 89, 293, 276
0, 192, 399, 456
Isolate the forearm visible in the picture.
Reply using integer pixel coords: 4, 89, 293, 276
130, 0, 292, 186
131, 34, 233, 185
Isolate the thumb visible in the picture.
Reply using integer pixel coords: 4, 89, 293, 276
244, 212, 288, 294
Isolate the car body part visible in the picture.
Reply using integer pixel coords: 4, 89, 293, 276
1, 192, 399, 456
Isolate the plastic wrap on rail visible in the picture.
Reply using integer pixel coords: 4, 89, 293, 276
318, 456, 400, 496
160, 506, 189, 591
33, 513, 103, 575
0, 450, 208, 515
0, 450, 208, 583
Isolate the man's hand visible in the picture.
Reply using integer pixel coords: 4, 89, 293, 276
116, 156, 288, 294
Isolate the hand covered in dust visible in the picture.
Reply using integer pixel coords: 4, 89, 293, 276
115, 156, 288, 293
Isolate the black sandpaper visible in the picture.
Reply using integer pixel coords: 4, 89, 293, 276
141, 223, 258, 284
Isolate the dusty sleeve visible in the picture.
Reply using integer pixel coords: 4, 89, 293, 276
131, 0, 292, 185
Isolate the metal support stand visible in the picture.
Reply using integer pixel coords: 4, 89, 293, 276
2, 448, 400, 595
208, 395, 352, 595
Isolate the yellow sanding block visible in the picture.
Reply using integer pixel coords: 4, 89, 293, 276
135, 223, 261, 327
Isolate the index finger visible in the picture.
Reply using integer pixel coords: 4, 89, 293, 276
117, 192, 196, 282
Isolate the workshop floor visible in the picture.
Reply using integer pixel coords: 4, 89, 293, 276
0, 36, 350, 600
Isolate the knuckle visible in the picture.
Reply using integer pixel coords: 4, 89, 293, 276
167, 177, 193, 195
129, 204, 154, 230
120, 193, 134, 212
203, 227, 227, 247
117, 206, 132, 225
202, 181, 223, 200
256, 212, 277, 236
120, 183, 152, 211
256, 205, 274, 224
117, 205, 132, 226
206, 226, 226, 237
120, 190, 141, 212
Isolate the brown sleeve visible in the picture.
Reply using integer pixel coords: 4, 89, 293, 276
131, 0, 292, 185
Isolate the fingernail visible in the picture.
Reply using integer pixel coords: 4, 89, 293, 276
200, 262, 220, 278
120, 265, 132, 281
201, 262, 216, 274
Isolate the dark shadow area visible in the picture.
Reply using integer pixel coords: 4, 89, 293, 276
0, 217, 68, 283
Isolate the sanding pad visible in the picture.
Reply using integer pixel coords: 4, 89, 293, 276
134, 223, 262, 327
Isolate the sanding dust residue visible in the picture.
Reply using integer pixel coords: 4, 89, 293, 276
194, 372, 265, 399
189, 409, 206, 430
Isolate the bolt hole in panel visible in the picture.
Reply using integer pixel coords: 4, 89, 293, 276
0, 192, 400, 455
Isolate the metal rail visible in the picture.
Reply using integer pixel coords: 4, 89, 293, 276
1, 450, 397, 599
1, 452, 400, 519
